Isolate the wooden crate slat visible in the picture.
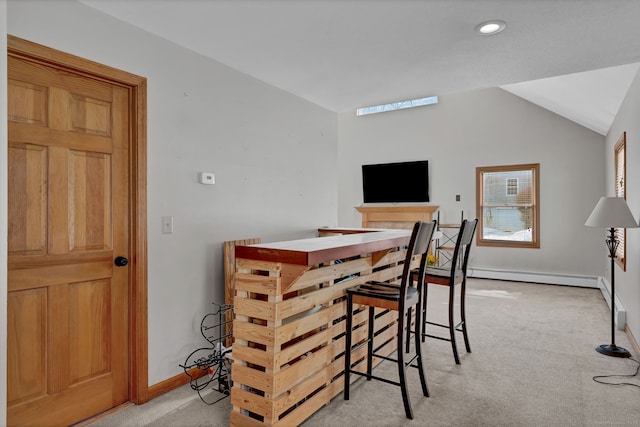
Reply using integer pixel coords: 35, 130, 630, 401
369, 263, 404, 283
274, 303, 343, 347
286, 257, 373, 292
235, 273, 279, 296
225, 238, 262, 306
234, 297, 276, 322
232, 364, 272, 394
272, 340, 333, 396
231, 410, 270, 427
272, 378, 344, 427
273, 326, 333, 368
233, 324, 335, 371
231, 386, 273, 419
232, 344, 275, 370
372, 248, 406, 267
276, 278, 362, 321
236, 342, 350, 423
272, 361, 331, 418
272, 351, 349, 418
233, 320, 276, 347
236, 258, 281, 273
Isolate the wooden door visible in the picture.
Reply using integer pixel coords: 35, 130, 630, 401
7, 53, 130, 426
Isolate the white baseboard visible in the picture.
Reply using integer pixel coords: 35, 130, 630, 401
468, 267, 625, 330
468, 267, 599, 288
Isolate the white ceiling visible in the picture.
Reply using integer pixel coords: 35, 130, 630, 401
80, 0, 640, 135
502, 62, 640, 135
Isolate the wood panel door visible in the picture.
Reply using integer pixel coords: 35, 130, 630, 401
7, 53, 130, 426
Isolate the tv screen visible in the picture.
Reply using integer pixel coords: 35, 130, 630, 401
362, 160, 429, 203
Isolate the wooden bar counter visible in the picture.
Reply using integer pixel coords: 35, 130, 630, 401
230, 229, 417, 426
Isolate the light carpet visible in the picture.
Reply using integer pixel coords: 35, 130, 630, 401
89, 278, 640, 427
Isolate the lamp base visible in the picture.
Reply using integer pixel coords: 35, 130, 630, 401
596, 344, 631, 358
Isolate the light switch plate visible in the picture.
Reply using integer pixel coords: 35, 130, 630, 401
162, 216, 174, 234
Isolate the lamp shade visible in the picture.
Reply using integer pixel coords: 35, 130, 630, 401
585, 197, 639, 228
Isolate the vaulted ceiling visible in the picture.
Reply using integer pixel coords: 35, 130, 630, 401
80, 0, 640, 135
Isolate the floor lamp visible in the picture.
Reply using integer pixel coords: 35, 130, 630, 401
585, 196, 638, 358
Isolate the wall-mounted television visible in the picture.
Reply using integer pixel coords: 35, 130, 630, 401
362, 160, 429, 203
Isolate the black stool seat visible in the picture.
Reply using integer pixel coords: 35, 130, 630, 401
344, 221, 436, 420
424, 267, 463, 283
357, 282, 417, 298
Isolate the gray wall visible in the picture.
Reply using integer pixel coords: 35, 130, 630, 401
338, 88, 606, 279
6, 0, 338, 385
607, 68, 640, 339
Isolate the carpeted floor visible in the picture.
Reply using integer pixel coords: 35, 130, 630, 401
88, 278, 640, 427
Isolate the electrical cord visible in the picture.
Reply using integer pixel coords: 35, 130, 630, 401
592, 357, 640, 389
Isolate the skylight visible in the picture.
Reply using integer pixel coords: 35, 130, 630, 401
356, 96, 439, 116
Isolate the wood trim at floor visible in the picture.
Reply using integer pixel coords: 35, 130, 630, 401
625, 324, 640, 357
147, 368, 208, 401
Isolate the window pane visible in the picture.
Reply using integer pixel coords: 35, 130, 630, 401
476, 164, 539, 248
356, 96, 438, 116
614, 133, 626, 265
482, 170, 533, 242
482, 206, 533, 242
616, 145, 624, 197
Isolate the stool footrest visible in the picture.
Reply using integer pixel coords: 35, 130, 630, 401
349, 370, 403, 388
370, 352, 421, 369
349, 337, 393, 357
422, 333, 452, 343
425, 320, 464, 330
422, 327, 464, 342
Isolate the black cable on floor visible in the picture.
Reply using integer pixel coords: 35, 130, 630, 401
592, 357, 640, 389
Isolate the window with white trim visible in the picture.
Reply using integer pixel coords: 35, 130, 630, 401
476, 163, 540, 248
615, 132, 627, 270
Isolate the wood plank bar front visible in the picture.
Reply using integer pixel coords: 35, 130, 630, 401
230, 229, 418, 427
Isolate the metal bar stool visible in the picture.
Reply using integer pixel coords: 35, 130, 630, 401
344, 221, 436, 419
416, 218, 478, 364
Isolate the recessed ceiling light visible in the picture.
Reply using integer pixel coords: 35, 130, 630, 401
475, 20, 506, 35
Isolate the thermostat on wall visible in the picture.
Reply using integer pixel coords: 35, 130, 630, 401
199, 172, 215, 185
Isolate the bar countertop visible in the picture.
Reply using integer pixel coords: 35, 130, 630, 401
235, 228, 412, 266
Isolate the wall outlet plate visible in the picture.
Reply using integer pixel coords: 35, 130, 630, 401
200, 172, 215, 185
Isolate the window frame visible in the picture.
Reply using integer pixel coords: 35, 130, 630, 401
614, 132, 627, 271
476, 163, 540, 248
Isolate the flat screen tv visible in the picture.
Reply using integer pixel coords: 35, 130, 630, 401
362, 160, 429, 203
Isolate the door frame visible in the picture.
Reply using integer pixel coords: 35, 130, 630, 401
7, 35, 149, 404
